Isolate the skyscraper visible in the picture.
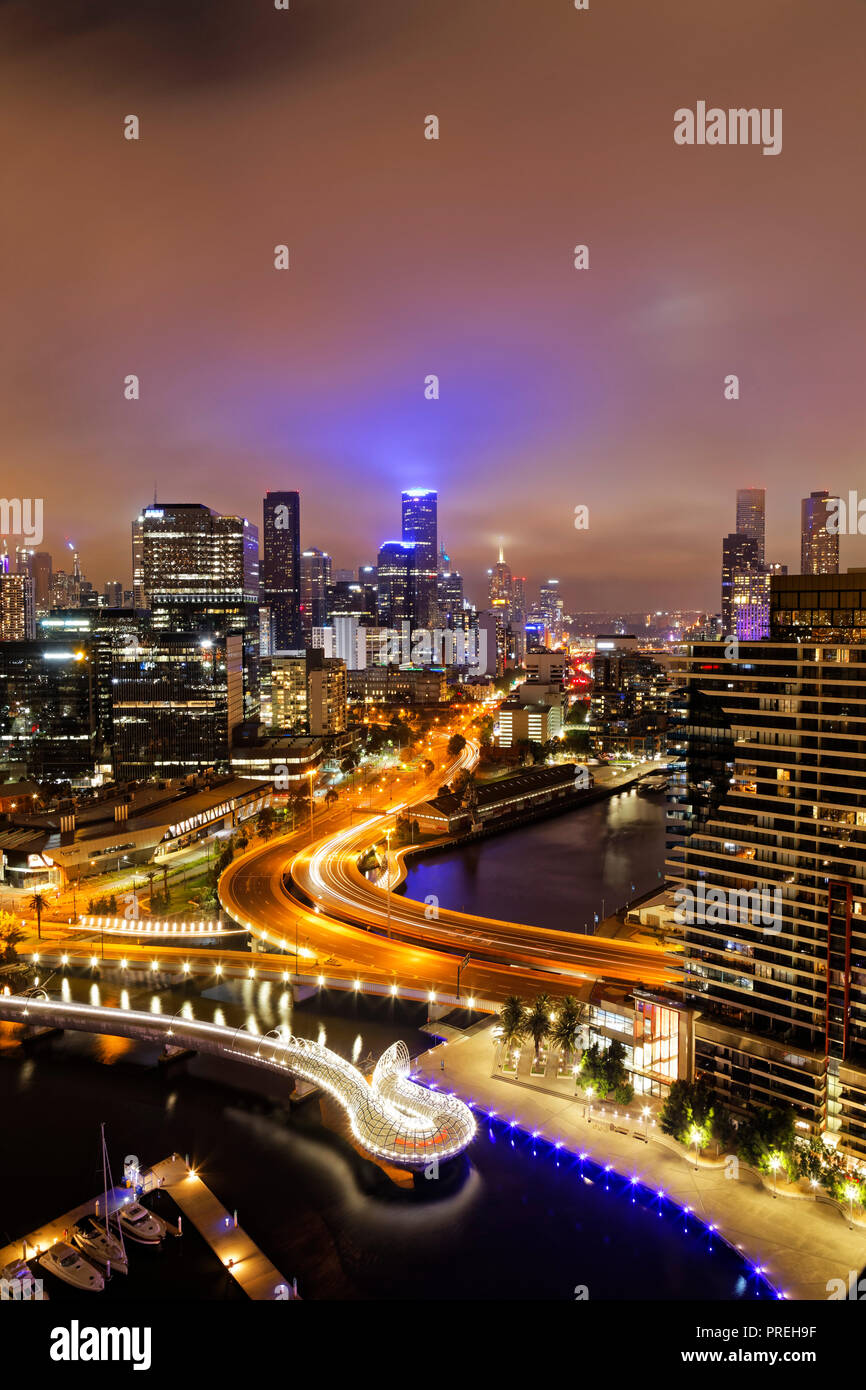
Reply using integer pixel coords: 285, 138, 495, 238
539, 579, 564, 643
376, 541, 417, 629
0, 571, 36, 639
720, 532, 758, 636
667, 620, 866, 1159
32, 552, 52, 616
488, 545, 512, 613
736, 487, 766, 566
300, 547, 332, 640
801, 490, 840, 576
133, 502, 259, 718
401, 489, 438, 626
262, 491, 302, 652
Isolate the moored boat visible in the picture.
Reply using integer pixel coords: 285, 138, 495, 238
38, 1241, 104, 1292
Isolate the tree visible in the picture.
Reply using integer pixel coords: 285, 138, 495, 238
447, 733, 467, 757
549, 995, 583, 1065
660, 1078, 716, 1149
325, 788, 338, 808
0, 910, 25, 964
736, 1105, 797, 1175
32, 891, 45, 941
579, 1040, 633, 1104
527, 993, 552, 1059
257, 806, 276, 840
498, 995, 527, 1059
422, 759, 435, 777
340, 752, 359, 774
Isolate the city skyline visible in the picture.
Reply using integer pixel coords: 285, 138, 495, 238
2, 0, 865, 609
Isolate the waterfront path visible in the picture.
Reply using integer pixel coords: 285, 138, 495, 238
415, 1024, 866, 1302
152, 1155, 295, 1300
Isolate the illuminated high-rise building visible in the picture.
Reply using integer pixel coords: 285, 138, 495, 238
0, 571, 36, 639
376, 541, 417, 629
262, 491, 302, 653
488, 544, 512, 614
736, 487, 766, 566
539, 579, 564, 642
300, 547, 332, 640
133, 502, 259, 718
401, 489, 438, 625
721, 532, 758, 636
801, 490, 839, 576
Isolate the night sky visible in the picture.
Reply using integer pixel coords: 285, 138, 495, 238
2, 0, 864, 611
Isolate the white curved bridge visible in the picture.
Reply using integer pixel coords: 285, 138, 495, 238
0, 995, 476, 1170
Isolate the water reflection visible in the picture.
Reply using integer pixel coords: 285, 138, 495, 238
405, 793, 666, 931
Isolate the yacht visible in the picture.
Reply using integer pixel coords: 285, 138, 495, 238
0, 1257, 49, 1298
71, 1215, 128, 1275
111, 1201, 165, 1246
38, 1241, 104, 1292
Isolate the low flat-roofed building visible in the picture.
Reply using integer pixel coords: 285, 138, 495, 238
16, 775, 273, 883
230, 735, 323, 786
496, 698, 562, 747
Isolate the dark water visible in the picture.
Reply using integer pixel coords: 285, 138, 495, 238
404, 787, 668, 930
0, 973, 772, 1301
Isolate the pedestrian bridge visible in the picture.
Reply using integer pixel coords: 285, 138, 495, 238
0, 995, 476, 1170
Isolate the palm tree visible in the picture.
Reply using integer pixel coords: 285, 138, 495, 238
527, 993, 552, 1060
32, 892, 45, 941
325, 788, 338, 809
497, 994, 527, 1066
549, 995, 582, 1068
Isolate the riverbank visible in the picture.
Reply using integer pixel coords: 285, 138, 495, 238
415, 1023, 866, 1301
391, 760, 659, 893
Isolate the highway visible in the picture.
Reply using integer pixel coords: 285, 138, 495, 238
221, 732, 679, 1001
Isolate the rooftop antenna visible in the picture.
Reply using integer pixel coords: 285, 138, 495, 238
498, 538, 505, 564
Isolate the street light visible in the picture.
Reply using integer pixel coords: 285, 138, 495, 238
642, 1105, 651, 1142
690, 1124, 701, 1170
307, 768, 315, 837
845, 1184, 858, 1230
585, 1085, 594, 1122
769, 1152, 781, 1198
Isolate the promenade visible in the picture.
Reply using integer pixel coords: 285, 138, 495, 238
414, 1023, 866, 1302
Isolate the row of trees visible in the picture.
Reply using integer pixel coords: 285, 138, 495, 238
660, 1078, 866, 1203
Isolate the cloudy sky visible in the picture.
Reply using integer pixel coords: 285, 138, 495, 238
1, 0, 864, 611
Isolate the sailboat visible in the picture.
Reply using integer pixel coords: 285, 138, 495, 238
71, 1123, 128, 1275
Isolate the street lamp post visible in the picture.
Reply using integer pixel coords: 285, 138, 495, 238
690, 1124, 701, 1170
643, 1105, 651, 1142
585, 1085, 594, 1123
769, 1153, 781, 1198
308, 769, 315, 837
846, 1184, 858, 1230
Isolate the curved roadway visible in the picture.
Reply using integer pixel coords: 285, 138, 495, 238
221, 739, 677, 999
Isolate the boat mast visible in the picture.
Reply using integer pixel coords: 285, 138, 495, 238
101, 1122, 126, 1262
